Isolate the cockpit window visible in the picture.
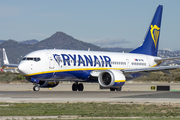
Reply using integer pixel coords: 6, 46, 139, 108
22, 57, 26, 60
34, 58, 41, 62
22, 57, 41, 62
27, 58, 33, 60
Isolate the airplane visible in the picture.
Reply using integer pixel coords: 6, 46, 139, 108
2, 48, 19, 73
3, 5, 180, 91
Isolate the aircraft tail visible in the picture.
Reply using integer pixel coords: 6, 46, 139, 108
130, 5, 163, 56
2, 48, 18, 68
3, 48, 9, 64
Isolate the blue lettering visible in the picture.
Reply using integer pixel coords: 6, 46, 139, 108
94, 55, 101, 67
53, 54, 61, 65
61, 54, 70, 66
99, 56, 104, 67
84, 55, 93, 66
103, 56, 112, 67
78, 55, 85, 66
69, 54, 76, 66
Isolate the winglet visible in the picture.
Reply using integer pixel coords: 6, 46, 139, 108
3, 48, 9, 64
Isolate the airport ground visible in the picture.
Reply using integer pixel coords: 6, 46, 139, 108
0, 82, 180, 120
0, 82, 180, 103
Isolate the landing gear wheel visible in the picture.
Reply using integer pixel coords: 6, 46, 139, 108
72, 83, 78, 91
72, 83, 84, 91
33, 85, 40, 91
116, 87, 122, 91
110, 88, 115, 91
78, 83, 84, 91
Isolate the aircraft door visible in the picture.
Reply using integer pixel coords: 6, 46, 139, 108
146, 57, 151, 66
46, 53, 55, 69
126, 59, 130, 68
30, 63, 33, 70
26, 58, 33, 70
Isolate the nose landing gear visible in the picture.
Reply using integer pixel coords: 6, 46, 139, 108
72, 82, 84, 91
33, 84, 40, 91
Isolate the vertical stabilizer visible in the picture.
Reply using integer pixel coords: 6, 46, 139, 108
3, 48, 9, 64
130, 5, 163, 56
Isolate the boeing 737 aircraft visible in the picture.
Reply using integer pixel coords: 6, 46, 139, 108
3, 5, 180, 91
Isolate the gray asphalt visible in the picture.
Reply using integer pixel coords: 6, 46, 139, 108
0, 83, 180, 103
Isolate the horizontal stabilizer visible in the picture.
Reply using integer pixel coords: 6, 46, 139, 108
123, 65, 180, 74
2, 64, 19, 69
155, 56, 180, 62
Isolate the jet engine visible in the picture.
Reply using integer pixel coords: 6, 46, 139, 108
98, 70, 126, 88
38, 80, 59, 88
26, 77, 59, 88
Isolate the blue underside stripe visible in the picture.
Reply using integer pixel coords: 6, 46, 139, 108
25, 67, 125, 77
113, 82, 125, 86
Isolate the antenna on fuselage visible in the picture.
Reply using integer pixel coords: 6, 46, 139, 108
88, 48, 90, 51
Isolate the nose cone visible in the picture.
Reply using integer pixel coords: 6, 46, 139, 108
18, 62, 29, 75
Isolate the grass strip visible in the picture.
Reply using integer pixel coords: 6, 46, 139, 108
0, 102, 180, 117
34, 118, 180, 120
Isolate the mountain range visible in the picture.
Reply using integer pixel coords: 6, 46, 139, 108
0, 32, 106, 65
0, 31, 179, 66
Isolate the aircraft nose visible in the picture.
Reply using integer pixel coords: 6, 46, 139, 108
18, 62, 29, 75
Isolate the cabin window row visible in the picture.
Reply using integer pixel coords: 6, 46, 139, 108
131, 62, 146, 66
110, 61, 126, 65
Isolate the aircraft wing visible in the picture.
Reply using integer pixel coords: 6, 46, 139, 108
2, 64, 19, 69
90, 65, 180, 77
122, 65, 180, 74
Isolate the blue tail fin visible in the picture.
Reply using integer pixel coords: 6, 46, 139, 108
130, 5, 163, 56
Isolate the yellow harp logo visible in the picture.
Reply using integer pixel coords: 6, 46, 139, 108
150, 25, 160, 48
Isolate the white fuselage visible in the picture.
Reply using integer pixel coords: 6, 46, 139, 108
18, 49, 159, 81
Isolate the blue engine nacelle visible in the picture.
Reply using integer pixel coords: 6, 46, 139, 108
98, 70, 126, 88
38, 80, 59, 88
26, 77, 59, 88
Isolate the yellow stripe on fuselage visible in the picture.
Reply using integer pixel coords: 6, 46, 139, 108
25, 61, 163, 77
25, 67, 125, 76
115, 80, 126, 82
151, 61, 163, 67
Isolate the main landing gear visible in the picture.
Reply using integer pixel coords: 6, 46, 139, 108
33, 84, 40, 91
110, 87, 122, 91
72, 82, 84, 91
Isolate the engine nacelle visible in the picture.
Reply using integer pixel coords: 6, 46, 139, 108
39, 81, 59, 88
98, 70, 126, 88
26, 77, 59, 88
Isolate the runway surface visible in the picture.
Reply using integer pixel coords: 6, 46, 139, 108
0, 83, 180, 103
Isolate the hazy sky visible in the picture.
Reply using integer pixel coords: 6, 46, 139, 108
0, 0, 180, 50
